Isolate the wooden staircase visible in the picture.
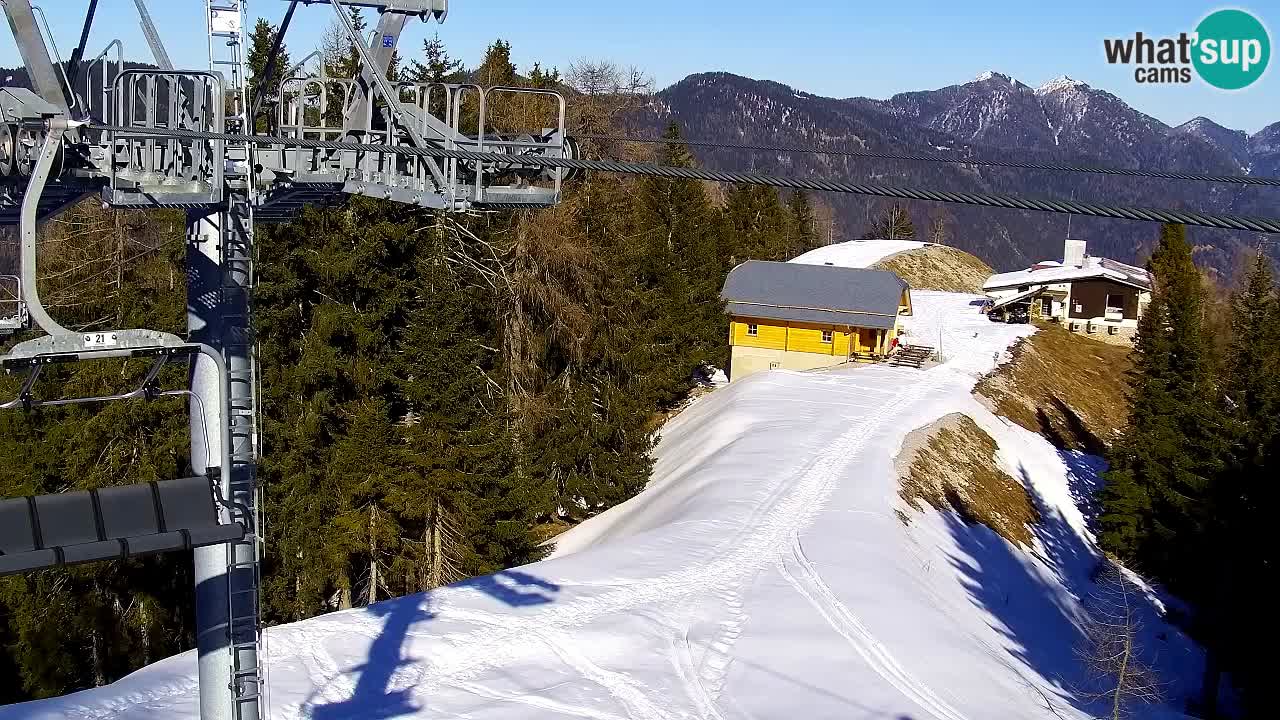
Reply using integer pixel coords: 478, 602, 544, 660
890, 344, 935, 368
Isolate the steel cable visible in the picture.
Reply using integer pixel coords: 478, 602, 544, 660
87, 123, 1280, 234
577, 133, 1280, 188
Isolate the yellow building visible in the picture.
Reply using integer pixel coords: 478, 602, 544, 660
721, 261, 912, 382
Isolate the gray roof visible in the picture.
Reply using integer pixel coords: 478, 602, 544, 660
721, 261, 907, 330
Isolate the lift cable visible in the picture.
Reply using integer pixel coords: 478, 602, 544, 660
87, 122, 1280, 234
576, 133, 1280, 188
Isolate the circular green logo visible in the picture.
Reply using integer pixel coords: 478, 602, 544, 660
1192, 9, 1270, 90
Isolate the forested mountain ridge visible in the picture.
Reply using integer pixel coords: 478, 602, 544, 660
639, 71, 1279, 272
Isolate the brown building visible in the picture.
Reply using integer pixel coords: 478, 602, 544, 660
983, 239, 1151, 344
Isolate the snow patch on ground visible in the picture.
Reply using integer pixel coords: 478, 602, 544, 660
790, 239, 926, 269
0, 293, 1202, 720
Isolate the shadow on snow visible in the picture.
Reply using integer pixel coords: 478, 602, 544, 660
943, 451, 1199, 718
307, 569, 561, 720
941, 458, 1100, 717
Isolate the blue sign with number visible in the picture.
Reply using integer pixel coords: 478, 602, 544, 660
382, 35, 394, 48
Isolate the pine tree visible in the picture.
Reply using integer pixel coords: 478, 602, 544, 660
786, 190, 819, 258
1215, 249, 1279, 712
1099, 224, 1225, 591
475, 39, 516, 87
528, 62, 561, 89
408, 33, 463, 118
628, 123, 729, 401
1223, 251, 1280, 466
247, 19, 291, 132
724, 184, 789, 262
409, 33, 464, 84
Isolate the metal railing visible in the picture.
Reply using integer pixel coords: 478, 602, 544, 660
108, 69, 225, 201
83, 39, 123, 125
0, 274, 25, 333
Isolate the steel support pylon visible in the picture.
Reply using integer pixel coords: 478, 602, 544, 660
188, 194, 262, 720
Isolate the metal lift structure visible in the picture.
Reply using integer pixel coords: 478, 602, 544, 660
0, 1, 577, 718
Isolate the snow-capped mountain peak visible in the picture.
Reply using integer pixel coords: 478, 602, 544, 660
973, 70, 1010, 83
1036, 75, 1088, 94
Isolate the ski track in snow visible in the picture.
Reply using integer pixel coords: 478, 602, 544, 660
779, 535, 970, 720
329, 363, 945, 714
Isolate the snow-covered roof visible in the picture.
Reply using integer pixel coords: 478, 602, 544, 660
723, 260, 907, 329
789, 239, 925, 269
984, 258, 1151, 292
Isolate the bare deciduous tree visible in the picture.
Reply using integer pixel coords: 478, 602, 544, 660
863, 202, 916, 241
928, 208, 953, 245
565, 59, 653, 153
1076, 562, 1164, 720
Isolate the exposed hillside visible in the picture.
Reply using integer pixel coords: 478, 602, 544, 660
897, 412, 1038, 547
642, 71, 1279, 274
872, 243, 993, 293
975, 322, 1133, 454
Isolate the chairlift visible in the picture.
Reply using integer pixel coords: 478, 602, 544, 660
0, 128, 246, 577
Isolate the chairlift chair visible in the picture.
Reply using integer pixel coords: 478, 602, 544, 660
0, 128, 246, 577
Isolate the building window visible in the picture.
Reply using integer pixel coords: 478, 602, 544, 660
746, 323, 758, 337
1105, 294, 1125, 321
821, 330, 833, 343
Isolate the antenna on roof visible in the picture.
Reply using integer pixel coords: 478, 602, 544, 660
1065, 189, 1076, 239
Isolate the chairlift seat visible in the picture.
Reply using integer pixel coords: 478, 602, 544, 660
0, 476, 243, 576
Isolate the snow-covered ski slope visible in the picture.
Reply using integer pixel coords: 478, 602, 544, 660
2, 294, 1204, 720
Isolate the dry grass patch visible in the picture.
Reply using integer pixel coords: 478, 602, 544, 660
532, 519, 574, 544
975, 321, 1132, 454
873, 245, 994, 293
898, 413, 1040, 547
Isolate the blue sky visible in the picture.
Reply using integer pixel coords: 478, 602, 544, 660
3, 1, 1276, 133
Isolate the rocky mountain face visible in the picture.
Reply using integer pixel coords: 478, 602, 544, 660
639, 71, 1278, 273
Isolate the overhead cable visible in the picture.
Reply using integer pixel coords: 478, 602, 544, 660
87, 123, 1280, 234
577, 133, 1280, 188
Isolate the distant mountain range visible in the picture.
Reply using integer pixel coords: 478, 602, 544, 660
640, 71, 1280, 272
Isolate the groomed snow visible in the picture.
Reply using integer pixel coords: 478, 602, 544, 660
2, 266, 1203, 720
789, 239, 925, 269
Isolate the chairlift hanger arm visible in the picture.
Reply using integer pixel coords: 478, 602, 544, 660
132, 0, 172, 70
64, 0, 101, 90
247, 0, 299, 125
1, 0, 72, 111
19, 123, 69, 335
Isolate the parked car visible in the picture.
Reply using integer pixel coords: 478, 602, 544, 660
1005, 305, 1030, 324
